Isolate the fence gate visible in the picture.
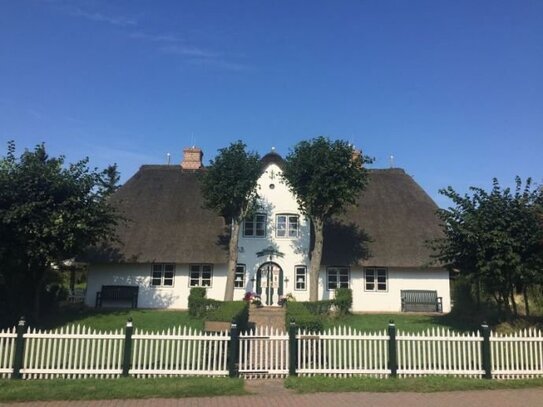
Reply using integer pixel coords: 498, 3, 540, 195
238, 326, 289, 378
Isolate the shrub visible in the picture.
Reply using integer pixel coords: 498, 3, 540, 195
188, 287, 211, 318
334, 288, 352, 316
286, 301, 329, 332
206, 301, 249, 331
304, 300, 333, 315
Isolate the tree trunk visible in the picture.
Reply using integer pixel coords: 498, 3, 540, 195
31, 265, 47, 322
475, 279, 481, 310
510, 288, 518, 317
224, 220, 240, 301
523, 286, 530, 316
309, 218, 324, 302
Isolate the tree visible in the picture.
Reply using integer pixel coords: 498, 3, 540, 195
200, 141, 261, 301
101, 164, 121, 195
434, 177, 543, 317
282, 137, 371, 301
0, 142, 120, 323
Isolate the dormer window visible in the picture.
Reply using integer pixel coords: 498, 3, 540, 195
243, 213, 267, 237
276, 214, 299, 238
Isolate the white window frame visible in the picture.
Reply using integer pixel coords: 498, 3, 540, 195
151, 264, 175, 288
243, 213, 267, 237
294, 265, 307, 291
275, 214, 299, 238
365, 268, 388, 292
326, 266, 350, 290
189, 264, 213, 287
234, 264, 246, 289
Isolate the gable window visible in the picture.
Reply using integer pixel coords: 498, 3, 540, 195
276, 214, 299, 238
295, 266, 307, 290
234, 264, 246, 289
189, 264, 213, 287
365, 268, 388, 292
243, 213, 267, 237
151, 264, 175, 287
327, 267, 349, 290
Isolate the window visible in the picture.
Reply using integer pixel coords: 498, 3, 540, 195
365, 268, 387, 292
234, 264, 245, 288
327, 267, 349, 290
276, 214, 299, 237
151, 264, 175, 287
189, 264, 213, 287
294, 266, 307, 290
243, 213, 267, 237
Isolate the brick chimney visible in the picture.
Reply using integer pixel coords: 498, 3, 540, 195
181, 147, 203, 170
351, 147, 363, 166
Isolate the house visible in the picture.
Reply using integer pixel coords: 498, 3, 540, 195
85, 147, 451, 312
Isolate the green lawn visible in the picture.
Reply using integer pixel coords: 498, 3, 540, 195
285, 376, 543, 393
37, 305, 203, 332
322, 312, 479, 333
0, 377, 245, 402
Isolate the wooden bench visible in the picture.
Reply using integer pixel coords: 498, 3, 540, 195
95, 285, 139, 308
401, 290, 442, 313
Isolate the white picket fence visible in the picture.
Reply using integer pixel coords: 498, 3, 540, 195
130, 326, 230, 377
238, 326, 288, 378
0, 326, 16, 378
491, 329, 543, 379
2, 322, 543, 380
296, 326, 389, 377
397, 328, 484, 377
21, 325, 125, 379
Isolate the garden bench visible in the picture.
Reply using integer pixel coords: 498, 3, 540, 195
401, 290, 442, 313
95, 285, 139, 308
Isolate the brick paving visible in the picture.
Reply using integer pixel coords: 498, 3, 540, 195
4, 388, 543, 407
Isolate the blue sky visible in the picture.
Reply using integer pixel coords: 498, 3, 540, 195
1, 0, 541, 207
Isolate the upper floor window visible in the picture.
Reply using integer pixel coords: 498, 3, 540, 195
151, 264, 175, 287
243, 213, 267, 237
234, 264, 246, 289
189, 264, 213, 287
276, 214, 299, 238
327, 267, 349, 290
365, 268, 388, 292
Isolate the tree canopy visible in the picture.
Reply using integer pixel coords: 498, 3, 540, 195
434, 177, 543, 317
282, 136, 371, 301
200, 141, 261, 301
0, 142, 120, 324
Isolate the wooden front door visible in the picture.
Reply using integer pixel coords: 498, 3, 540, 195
256, 262, 283, 306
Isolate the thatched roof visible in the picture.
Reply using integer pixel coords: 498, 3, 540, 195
87, 166, 228, 264
88, 164, 443, 269
322, 169, 443, 268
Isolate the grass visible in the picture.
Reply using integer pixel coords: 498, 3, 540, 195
321, 312, 481, 333
0, 377, 245, 403
36, 305, 203, 332
285, 375, 543, 393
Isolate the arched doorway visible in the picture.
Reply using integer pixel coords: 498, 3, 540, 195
256, 262, 283, 306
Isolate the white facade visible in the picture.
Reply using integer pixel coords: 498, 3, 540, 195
86, 263, 228, 309
86, 160, 451, 312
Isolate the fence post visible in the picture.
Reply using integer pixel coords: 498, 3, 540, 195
481, 322, 492, 379
229, 322, 239, 377
11, 317, 26, 380
122, 318, 134, 377
387, 320, 397, 378
288, 320, 297, 376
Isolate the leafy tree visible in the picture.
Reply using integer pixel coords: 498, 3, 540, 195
0, 142, 120, 323
282, 137, 371, 301
200, 141, 261, 301
101, 164, 121, 195
434, 177, 543, 317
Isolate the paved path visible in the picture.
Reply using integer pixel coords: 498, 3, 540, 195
4, 388, 543, 407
